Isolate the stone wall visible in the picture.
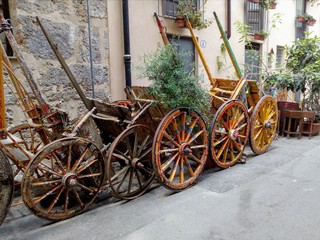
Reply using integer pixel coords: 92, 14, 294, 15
5, 0, 110, 127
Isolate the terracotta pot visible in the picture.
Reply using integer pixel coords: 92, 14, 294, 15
253, 33, 266, 40
298, 16, 305, 22
269, 3, 277, 9
306, 20, 315, 26
248, 0, 260, 3
175, 17, 185, 28
301, 122, 320, 136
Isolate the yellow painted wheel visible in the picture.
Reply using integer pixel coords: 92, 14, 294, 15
209, 100, 249, 168
249, 95, 278, 154
153, 108, 208, 191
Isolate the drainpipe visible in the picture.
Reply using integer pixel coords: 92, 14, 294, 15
122, 0, 132, 87
86, 0, 95, 98
226, 0, 231, 39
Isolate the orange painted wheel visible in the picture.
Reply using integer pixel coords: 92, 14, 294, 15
209, 100, 249, 168
22, 137, 105, 221
249, 95, 278, 154
153, 108, 208, 191
107, 124, 155, 200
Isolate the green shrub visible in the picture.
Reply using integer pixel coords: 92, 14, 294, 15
137, 44, 210, 119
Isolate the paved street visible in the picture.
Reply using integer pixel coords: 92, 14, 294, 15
1, 135, 320, 240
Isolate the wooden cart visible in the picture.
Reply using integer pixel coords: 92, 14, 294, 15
154, 12, 278, 169
186, 12, 278, 168
13, 18, 210, 222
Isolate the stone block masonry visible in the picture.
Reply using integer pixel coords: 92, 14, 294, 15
5, 0, 110, 126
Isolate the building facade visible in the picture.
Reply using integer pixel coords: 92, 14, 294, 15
2, 0, 320, 126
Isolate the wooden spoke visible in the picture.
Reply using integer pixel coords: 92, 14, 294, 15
72, 189, 84, 208
185, 117, 199, 142
163, 131, 180, 148
46, 186, 66, 213
169, 156, 180, 182
180, 112, 187, 141
31, 178, 62, 186
8, 123, 45, 156
159, 148, 179, 154
249, 96, 278, 155
161, 152, 179, 171
77, 172, 102, 179
71, 146, 90, 171
179, 156, 184, 183
213, 135, 229, 147
22, 137, 104, 221
153, 108, 208, 190
183, 156, 195, 177
107, 125, 154, 200
137, 135, 151, 157
172, 118, 182, 143
64, 189, 70, 214
210, 100, 249, 168
76, 182, 95, 193
187, 130, 205, 145
115, 167, 131, 193
33, 184, 62, 204
127, 169, 134, 194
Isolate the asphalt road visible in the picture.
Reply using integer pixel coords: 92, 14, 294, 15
1, 134, 320, 240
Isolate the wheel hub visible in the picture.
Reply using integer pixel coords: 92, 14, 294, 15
179, 143, 192, 155
62, 172, 78, 187
264, 121, 272, 129
229, 129, 239, 140
131, 158, 144, 168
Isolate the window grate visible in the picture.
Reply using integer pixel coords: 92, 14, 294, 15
246, 2, 264, 34
162, 0, 199, 18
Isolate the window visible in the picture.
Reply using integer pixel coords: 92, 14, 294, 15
245, 43, 261, 80
0, 0, 13, 56
162, 0, 199, 17
296, 0, 306, 39
245, 1, 264, 34
168, 35, 195, 74
276, 46, 285, 68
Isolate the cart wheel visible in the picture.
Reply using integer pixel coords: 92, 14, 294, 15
153, 108, 208, 191
22, 137, 105, 221
8, 124, 45, 181
9, 124, 45, 154
209, 100, 249, 168
0, 149, 14, 225
249, 95, 278, 154
107, 124, 155, 200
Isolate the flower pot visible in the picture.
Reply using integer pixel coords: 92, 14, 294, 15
269, 2, 277, 9
253, 33, 266, 40
306, 20, 316, 26
301, 122, 320, 136
248, 0, 260, 3
298, 16, 305, 22
175, 17, 185, 28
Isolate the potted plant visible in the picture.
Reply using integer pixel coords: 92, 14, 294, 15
305, 14, 316, 26
254, 29, 269, 40
248, 0, 277, 8
175, 0, 212, 30
298, 13, 316, 25
137, 44, 210, 117
269, 0, 277, 9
